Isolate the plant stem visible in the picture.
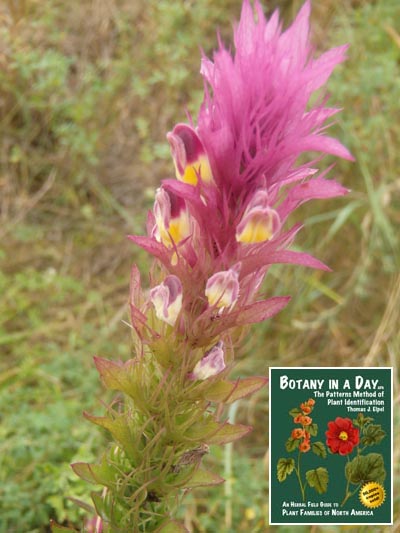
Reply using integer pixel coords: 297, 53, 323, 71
340, 456, 360, 507
295, 449, 305, 501
340, 484, 360, 507
224, 402, 239, 528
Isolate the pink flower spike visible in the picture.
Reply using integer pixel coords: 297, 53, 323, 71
205, 264, 240, 311
189, 341, 226, 381
153, 187, 191, 247
150, 275, 183, 326
167, 123, 213, 185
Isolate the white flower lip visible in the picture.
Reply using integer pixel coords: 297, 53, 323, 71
150, 275, 183, 326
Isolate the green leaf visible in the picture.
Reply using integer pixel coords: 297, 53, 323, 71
203, 376, 268, 403
67, 497, 95, 514
71, 462, 99, 485
285, 437, 300, 452
71, 458, 117, 487
187, 420, 252, 445
184, 468, 225, 488
361, 424, 386, 446
289, 407, 302, 418
345, 453, 386, 485
312, 441, 327, 458
206, 422, 253, 445
353, 412, 374, 428
308, 423, 318, 437
91, 491, 109, 521
83, 412, 137, 460
277, 458, 295, 482
93, 356, 136, 395
306, 467, 329, 494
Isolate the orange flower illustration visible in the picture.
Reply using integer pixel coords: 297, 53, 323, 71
299, 415, 312, 426
299, 440, 311, 453
300, 402, 312, 414
277, 398, 328, 501
291, 428, 305, 440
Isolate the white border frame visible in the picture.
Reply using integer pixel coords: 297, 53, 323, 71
268, 366, 393, 526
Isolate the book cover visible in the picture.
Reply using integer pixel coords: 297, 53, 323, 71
269, 367, 393, 525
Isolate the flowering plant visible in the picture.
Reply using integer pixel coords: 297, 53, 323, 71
326, 413, 387, 506
277, 398, 328, 501
54, 0, 353, 530
326, 416, 360, 456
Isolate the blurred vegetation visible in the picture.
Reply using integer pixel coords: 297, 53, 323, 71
0, 0, 399, 531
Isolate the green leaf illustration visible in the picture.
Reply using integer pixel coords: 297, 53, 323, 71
345, 453, 386, 485
361, 424, 386, 446
289, 407, 302, 417
311, 441, 327, 458
308, 423, 318, 437
277, 458, 295, 482
353, 413, 374, 428
306, 467, 329, 494
285, 437, 300, 452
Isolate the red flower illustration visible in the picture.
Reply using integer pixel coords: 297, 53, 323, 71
326, 417, 360, 455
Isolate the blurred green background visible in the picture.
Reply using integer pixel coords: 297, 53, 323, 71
0, 0, 399, 531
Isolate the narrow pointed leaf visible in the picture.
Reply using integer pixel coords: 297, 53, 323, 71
278, 177, 349, 222
128, 235, 169, 266
299, 135, 354, 160
236, 297, 291, 326
239, 224, 303, 278
187, 420, 252, 445
91, 491, 109, 521
71, 460, 117, 487
67, 497, 96, 514
207, 422, 252, 444
264, 250, 331, 271
204, 377, 268, 403
71, 462, 99, 485
83, 412, 137, 460
93, 356, 135, 395
184, 468, 225, 488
